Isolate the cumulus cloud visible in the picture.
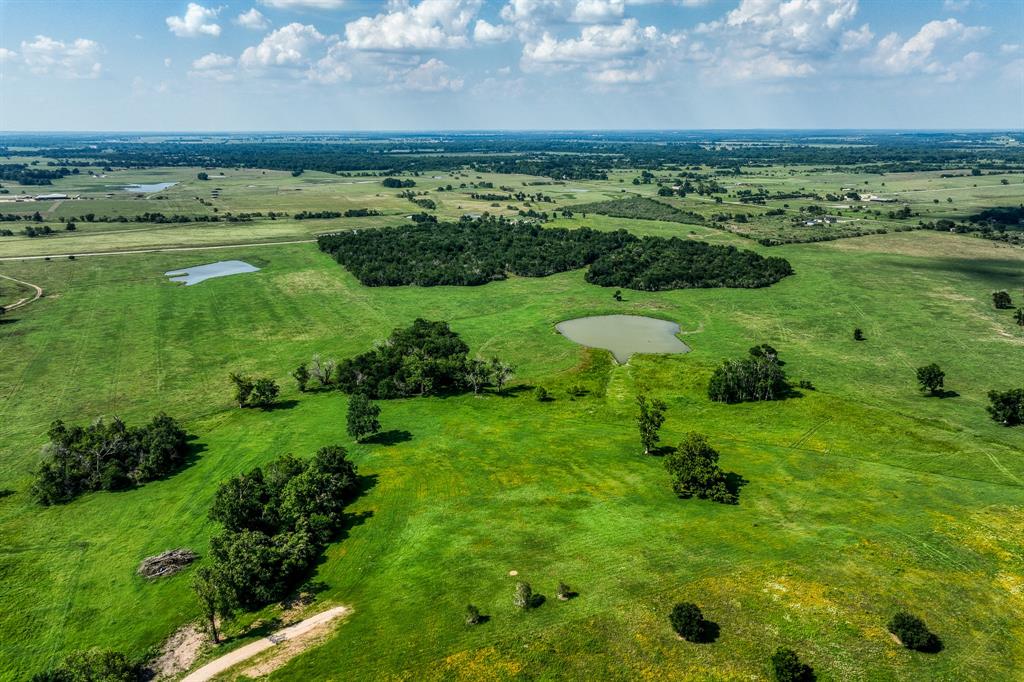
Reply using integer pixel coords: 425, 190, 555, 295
166, 3, 222, 38
345, 0, 481, 51
868, 18, 988, 79
474, 19, 513, 42
569, 0, 624, 23
240, 22, 326, 68
718, 0, 859, 54
0, 47, 17, 63
259, 0, 345, 7
309, 43, 354, 82
398, 57, 464, 90
840, 23, 873, 52
190, 53, 236, 80
236, 8, 271, 31
19, 35, 103, 78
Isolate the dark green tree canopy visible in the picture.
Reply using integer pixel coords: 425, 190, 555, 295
664, 432, 737, 504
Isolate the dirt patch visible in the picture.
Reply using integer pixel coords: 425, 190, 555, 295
138, 548, 197, 579
152, 623, 207, 679
239, 617, 338, 678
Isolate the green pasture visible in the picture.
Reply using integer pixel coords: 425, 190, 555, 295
1, 225, 1023, 679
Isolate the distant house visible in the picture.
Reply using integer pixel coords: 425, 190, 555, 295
864, 194, 896, 203
35, 193, 69, 201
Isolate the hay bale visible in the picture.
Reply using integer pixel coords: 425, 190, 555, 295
138, 548, 197, 579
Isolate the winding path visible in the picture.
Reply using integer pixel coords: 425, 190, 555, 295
0, 273, 43, 311
181, 606, 350, 682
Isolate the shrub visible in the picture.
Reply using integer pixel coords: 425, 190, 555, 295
514, 581, 533, 609
31, 648, 143, 682
888, 612, 941, 652
770, 647, 814, 682
567, 384, 587, 399
987, 388, 1024, 426
854, 328, 865, 341
993, 290, 1013, 309
534, 386, 550, 402
669, 602, 703, 641
249, 378, 280, 409
465, 604, 482, 625
557, 582, 572, 600
916, 364, 945, 395
346, 394, 382, 442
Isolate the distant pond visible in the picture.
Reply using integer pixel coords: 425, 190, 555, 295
556, 314, 691, 364
124, 182, 177, 193
165, 260, 259, 286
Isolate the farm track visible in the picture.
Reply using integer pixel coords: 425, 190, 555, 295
0, 272, 43, 310
0, 238, 317, 262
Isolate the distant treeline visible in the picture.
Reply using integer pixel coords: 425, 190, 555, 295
0, 163, 75, 185
318, 217, 792, 291
6, 132, 1023, 180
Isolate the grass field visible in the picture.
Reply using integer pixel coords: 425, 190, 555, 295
2, 187, 1024, 681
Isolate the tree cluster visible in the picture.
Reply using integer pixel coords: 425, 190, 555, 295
570, 195, 704, 224
382, 177, 416, 188
31, 648, 143, 682
318, 217, 634, 287
206, 445, 360, 609
987, 388, 1024, 426
30, 414, 189, 505
664, 432, 737, 504
229, 373, 280, 409
585, 237, 793, 291
707, 346, 789, 403
888, 612, 941, 652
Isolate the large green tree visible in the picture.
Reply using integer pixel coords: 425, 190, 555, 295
191, 565, 235, 643
916, 363, 945, 395
346, 394, 382, 442
664, 432, 736, 504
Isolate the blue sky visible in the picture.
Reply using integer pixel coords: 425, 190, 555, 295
0, 0, 1021, 130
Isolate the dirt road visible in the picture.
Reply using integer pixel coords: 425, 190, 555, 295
180, 606, 350, 682
0, 273, 43, 311
0, 239, 317, 262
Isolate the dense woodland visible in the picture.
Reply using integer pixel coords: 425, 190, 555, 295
585, 237, 793, 290
318, 217, 791, 291
318, 218, 635, 287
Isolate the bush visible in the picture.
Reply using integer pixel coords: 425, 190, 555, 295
854, 328, 865, 341
993, 290, 1013, 309
465, 604, 482, 625
32, 648, 143, 682
987, 388, 1024, 426
770, 647, 814, 681
557, 582, 572, 600
346, 394, 382, 442
916, 364, 945, 395
669, 602, 703, 641
888, 612, 941, 652
514, 581, 533, 609
534, 386, 550, 402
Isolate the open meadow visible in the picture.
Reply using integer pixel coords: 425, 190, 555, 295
2, 148, 1024, 679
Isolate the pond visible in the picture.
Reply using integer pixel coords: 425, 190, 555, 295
124, 182, 177, 193
165, 260, 259, 286
556, 315, 691, 364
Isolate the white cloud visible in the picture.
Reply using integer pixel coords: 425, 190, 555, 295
19, 35, 103, 78
522, 19, 661, 65
0, 48, 17, 63
474, 19, 513, 43
569, 0, 624, 23
259, 0, 345, 7
164, 57, 173, 67
719, 0, 859, 54
869, 18, 988, 78
190, 52, 236, 80
236, 8, 271, 31
1000, 43, 1021, 55
309, 43, 353, 82
345, 0, 481, 51
398, 58, 464, 90
840, 23, 873, 52
240, 22, 326, 68
166, 3, 222, 38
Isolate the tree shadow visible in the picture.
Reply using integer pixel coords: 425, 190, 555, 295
650, 444, 674, 457
725, 472, 748, 503
265, 399, 299, 411
530, 594, 546, 608
558, 590, 579, 601
362, 429, 412, 446
0, 489, 14, 500
928, 389, 960, 399
694, 619, 720, 644
497, 383, 534, 397
470, 614, 491, 625
233, 616, 284, 643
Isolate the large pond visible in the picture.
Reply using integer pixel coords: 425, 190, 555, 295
124, 182, 177, 193
165, 260, 259, 286
556, 314, 691, 364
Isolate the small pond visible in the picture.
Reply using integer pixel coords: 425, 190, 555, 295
124, 182, 177, 193
165, 260, 259, 286
556, 314, 690, 364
